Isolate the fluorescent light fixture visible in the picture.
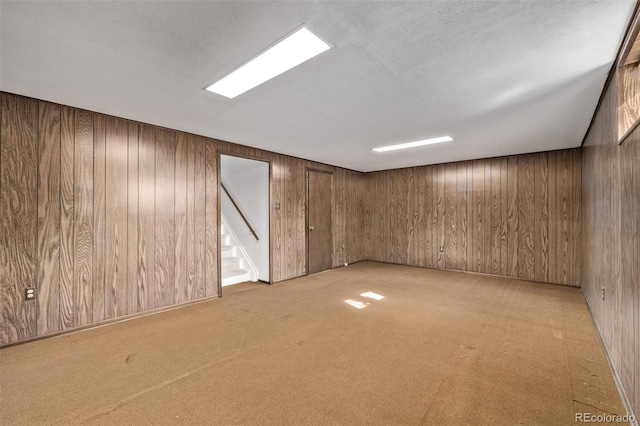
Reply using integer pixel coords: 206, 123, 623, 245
372, 136, 453, 153
205, 26, 331, 98
360, 291, 384, 301
345, 299, 367, 309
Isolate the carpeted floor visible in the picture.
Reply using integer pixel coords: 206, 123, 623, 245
0, 262, 626, 425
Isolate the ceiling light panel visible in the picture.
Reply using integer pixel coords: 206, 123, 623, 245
206, 27, 331, 99
372, 136, 453, 153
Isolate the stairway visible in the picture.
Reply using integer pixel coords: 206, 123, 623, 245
221, 222, 256, 286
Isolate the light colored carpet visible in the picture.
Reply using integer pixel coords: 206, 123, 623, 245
0, 262, 626, 425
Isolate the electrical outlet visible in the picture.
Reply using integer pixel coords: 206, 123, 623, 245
602, 287, 605, 301
25, 288, 36, 301
439, 246, 444, 252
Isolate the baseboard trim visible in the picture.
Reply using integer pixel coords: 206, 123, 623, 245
583, 291, 638, 426
0, 294, 222, 349
359, 259, 581, 289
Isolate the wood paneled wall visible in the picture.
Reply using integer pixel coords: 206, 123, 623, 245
364, 150, 582, 286
0, 90, 587, 349
582, 73, 639, 420
0, 93, 365, 345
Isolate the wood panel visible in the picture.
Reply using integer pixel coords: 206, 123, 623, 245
618, 63, 640, 139
506, 156, 519, 277
517, 154, 535, 280
174, 133, 188, 304
138, 124, 155, 312
36, 102, 61, 335
154, 128, 176, 308
0, 94, 38, 345
534, 153, 549, 283
364, 150, 581, 286
407, 167, 417, 266
127, 122, 139, 314
498, 158, 508, 276
472, 160, 485, 273
458, 162, 468, 272
73, 109, 94, 327
92, 114, 106, 324
435, 164, 445, 269
396, 168, 408, 265
294, 159, 306, 276
60, 107, 76, 329
194, 137, 206, 298
583, 72, 639, 421
490, 158, 501, 275
444, 164, 457, 269
204, 140, 217, 297
465, 163, 475, 272
185, 135, 196, 300
105, 117, 128, 318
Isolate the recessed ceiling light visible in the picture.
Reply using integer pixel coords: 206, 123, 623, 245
205, 26, 332, 99
372, 136, 453, 153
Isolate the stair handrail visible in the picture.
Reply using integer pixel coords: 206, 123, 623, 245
221, 182, 259, 241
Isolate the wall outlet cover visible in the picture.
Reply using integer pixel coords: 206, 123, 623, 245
24, 288, 36, 301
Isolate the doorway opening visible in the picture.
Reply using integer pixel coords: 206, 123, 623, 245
219, 154, 270, 289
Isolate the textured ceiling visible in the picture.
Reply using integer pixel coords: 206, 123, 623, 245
0, 1, 634, 172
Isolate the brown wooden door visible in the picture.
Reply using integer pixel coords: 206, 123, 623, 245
307, 170, 332, 275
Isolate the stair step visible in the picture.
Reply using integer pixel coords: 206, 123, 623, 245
221, 245, 236, 258
222, 268, 249, 279
222, 256, 242, 264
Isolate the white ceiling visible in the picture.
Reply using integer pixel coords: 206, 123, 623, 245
0, 1, 634, 172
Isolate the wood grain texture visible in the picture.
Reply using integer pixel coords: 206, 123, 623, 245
507, 156, 519, 277
174, 132, 188, 304
154, 128, 176, 308
205, 140, 218, 297
92, 114, 106, 323
364, 150, 581, 286
60, 106, 76, 329
138, 124, 155, 312
194, 137, 206, 298
457, 162, 468, 272
407, 167, 417, 266
0, 94, 38, 345
185, 135, 196, 300
583, 71, 639, 421
490, 158, 501, 275
435, 164, 445, 269
548, 151, 559, 285
498, 158, 508, 276
534, 153, 549, 283
517, 154, 535, 280
472, 160, 485, 273
127, 122, 139, 314
36, 102, 61, 336
618, 63, 640, 139
444, 164, 457, 270
105, 117, 128, 318
73, 110, 94, 327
